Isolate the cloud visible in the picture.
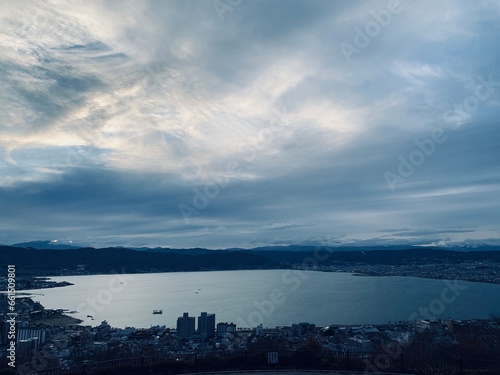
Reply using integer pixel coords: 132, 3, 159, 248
0, 0, 499, 248
263, 222, 302, 231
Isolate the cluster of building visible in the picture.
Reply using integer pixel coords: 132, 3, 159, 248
0, 276, 73, 291
176, 311, 237, 340
304, 260, 500, 284
1, 294, 500, 373
177, 312, 213, 339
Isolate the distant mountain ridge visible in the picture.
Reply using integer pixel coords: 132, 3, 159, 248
1, 243, 499, 277
10, 241, 500, 252
11, 240, 82, 250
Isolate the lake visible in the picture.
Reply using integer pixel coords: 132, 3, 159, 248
23, 270, 500, 329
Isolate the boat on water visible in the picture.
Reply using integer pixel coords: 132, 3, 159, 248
152, 309, 162, 314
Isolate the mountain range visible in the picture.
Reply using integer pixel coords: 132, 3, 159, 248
1, 242, 499, 277
8, 240, 500, 252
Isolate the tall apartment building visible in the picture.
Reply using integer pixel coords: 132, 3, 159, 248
198, 312, 215, 339
176, 312, 195, 339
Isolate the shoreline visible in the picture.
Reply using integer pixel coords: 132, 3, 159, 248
349, 271, 500, 285
2, 278, 74, 291
22, 292, 500, 331
15, 296, 83, 326
15, 267, 500, 293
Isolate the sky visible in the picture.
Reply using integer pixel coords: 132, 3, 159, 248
0, 0, 499, 249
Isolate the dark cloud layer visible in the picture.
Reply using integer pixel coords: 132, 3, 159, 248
0, 0, 499, 248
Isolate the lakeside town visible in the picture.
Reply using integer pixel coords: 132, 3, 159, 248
1, 259, 499, 373
2, 257, 499, 295
1, 293, 500, 374
311, 259, 500, 285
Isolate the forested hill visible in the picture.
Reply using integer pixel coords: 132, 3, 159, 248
0, 245, 499, 276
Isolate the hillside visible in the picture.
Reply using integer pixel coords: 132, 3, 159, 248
1, 245, 499, 276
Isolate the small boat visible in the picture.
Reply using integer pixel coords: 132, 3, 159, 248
152, 309, 163, 314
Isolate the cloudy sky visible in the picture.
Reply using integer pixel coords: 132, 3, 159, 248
0, 0, 499, 249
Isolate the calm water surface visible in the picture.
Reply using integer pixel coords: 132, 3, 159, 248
23, 270, 500, 328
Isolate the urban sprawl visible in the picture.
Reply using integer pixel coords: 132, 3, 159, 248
1, 293, 499, 373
